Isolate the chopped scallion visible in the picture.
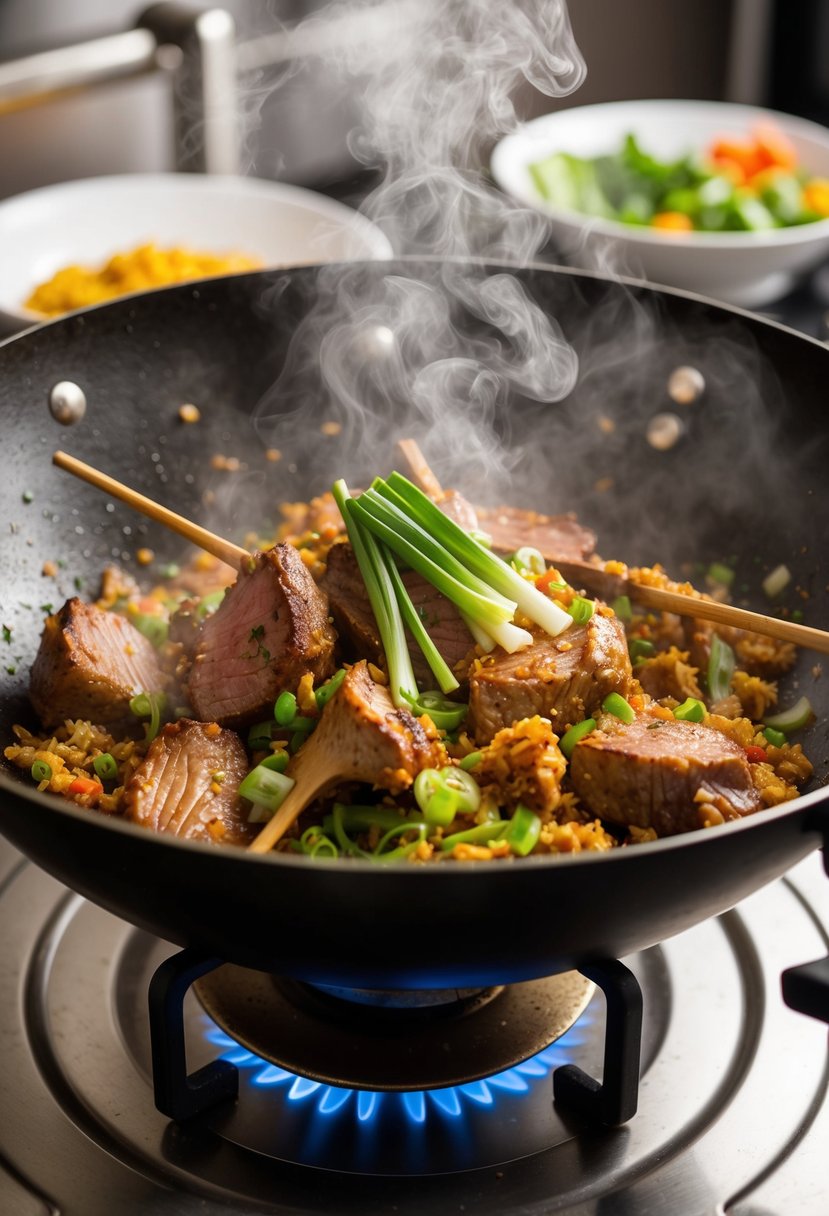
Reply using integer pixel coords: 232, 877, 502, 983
31, 759, 52, 782
401, 690, 467, 731
315, 668, 346, 709
628, 638, 655, 664
560, 717, 596, 758
240, 763, 294, 816
762, 564, 791, 599
673, 697, 706, 723
707, 635, 735, 702
568, 595, 594, 625
510, 546, 546, 576
611, 594, 632, 621
763, 695, 814, 735
93, 752, 118, 781
504, 804, 542, 856
602, 692, 635, 723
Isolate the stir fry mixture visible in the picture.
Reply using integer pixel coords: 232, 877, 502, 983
529, 122, 829, 232
4, 473, 814, 862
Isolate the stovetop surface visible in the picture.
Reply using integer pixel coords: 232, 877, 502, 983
0, 833, 827, 1216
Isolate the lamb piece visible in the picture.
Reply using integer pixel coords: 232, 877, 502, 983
123, 718, 254, 845
438, 489, 480, 532
187, 544, 336, 729
29, 598, 168, 730
569, 716, 760, 836
467, 614, 633, 744
474, 505, 597, 562
319, 541, 474, 687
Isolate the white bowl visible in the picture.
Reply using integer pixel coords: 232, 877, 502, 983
0, 173, 392, 332
491, 99, 829, 307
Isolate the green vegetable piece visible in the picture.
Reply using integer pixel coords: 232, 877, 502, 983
402, 689, 467, 731
629, 638, 656, 664
504, 804, 542, 857
31, 759, 52, 782
459, 751, 482, 771
239, 763, 294, 814
129, 691, 167, 742
440, 821, 507, 851
707, 634, 736, 702
511, 547, 546, 576
673, 697, 706, 723
247, 720, 275, 749
763, 726, 786, 748
763, 695, 814, 735
315, 668, 346, 709
560, 717, 597, 758
707, 562, 734, 588
602, 692, 635, 724
274, 691, 298, 725
131, 612, 169, 648
568, 595, 594, 625
611, 595, 632, 621
92, 752, 118, 781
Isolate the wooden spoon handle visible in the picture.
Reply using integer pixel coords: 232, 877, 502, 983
53, 450, 248, 569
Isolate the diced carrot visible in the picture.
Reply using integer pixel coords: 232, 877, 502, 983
650, 211, 694, 232
67, 776, 104, 797
536, 567, 566, 593
710, 155, 748, 186
709, 138, 763, 180
752, 121, 798, 172
803, 178, 829, 216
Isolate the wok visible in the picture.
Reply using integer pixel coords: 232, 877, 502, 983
1, 258, 828, 990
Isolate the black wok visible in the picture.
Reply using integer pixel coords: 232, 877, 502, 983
1, 259, 828, 990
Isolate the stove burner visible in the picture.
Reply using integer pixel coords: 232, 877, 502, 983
193, 965, 594, 1090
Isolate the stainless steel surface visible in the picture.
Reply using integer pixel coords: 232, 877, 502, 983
48, 381, 87, 426
0, 831, 826, 1213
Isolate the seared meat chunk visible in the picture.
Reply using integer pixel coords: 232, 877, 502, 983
320, 541, 474, 686
124, 718, 253, 845
570, 716, 760, 835
468, 614, 632, 743
30, 598, 167, 730
187, 544, 336, 729
475, 505, 596, 563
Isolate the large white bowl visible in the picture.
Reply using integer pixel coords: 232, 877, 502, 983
491, 99, 829, 306
0, 174, 392, 332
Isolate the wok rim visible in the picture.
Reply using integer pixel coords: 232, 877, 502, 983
1, 256, 827, 876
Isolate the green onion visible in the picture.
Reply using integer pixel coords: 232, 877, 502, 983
93, 752, 118, 781
440, 821, 507, 851
260, 750, 290, 773
31, 759, 52, 782
707, 634, 735, 702
248, 719, 275, 749
131, 613, 169, 648
402, 690, 467, 731
158, 562, 181, 579
469, 529, 493, 548
196, 589, 225, 619
315, 668, 346, 709
511, 547, 546, 576
380, 473, 574, 639
333, 480, 418, 709
673, 697, 706, 723
628, 638, 656, 664
296, 826, 339, 859
459, 751, 482, 771
763, 725, 787, 748
274, 691, 298, 725
323, 805, 421, 835
370, 823, 429, 862
331, 803, 374, 858
414, 765, 481, 825
568, 595, 594, 625
611, 594, 632, 621
504, 804, 542, 857
762, 564, 791, 599
240, 763, 294, 819
707, 562, 735, 588
384, 555, 459, 694
763, 695, 814, 735
129, 691, 167, 742
560, 717, 596, 758
602, 692, 635, 724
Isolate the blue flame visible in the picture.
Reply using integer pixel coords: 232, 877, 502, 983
202, 1006, 593, 1130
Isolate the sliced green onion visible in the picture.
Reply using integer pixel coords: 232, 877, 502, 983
129, 691, 167, 742
260, 750, 290, 773
331, 803, 374, 858
568, 595, 594, 625
315, 668, 346, 709
297, 827, 339, 859
93, 752, 118, 781
440, 821, 508, 851
673, 697, 706, 723
511, 546, 546, 576
333, 480, 418, 709
370, 823, 428, 862
560, 717, 596, 758
707, 634, 735, 702
611, 594, 632, 622
504, 804, 542, 857
414, 769, 459, 826
707, 562, 735, 588
459, 751, 483, 770
628, 638, 656, 664
602, 692, 635, 724
31, 759, 52, 782
274, 691, 298, 725
131, 613, 169, 648
248, 719, 275, 749
763, 695, 814, 735
762, 564, 791, 599
240, 763, 294, 818
323, 805, 421, 835
401, 690, 468, 731
763, 725, 787, 748
196, 589, 225, 619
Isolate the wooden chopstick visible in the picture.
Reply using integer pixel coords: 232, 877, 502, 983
394, 439, 829, 658
52, 451, 248, 569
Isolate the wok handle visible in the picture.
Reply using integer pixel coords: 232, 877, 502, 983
781, 806, 829, 1026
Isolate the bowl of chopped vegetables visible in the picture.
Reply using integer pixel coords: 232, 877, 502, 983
491, 99, 829, 306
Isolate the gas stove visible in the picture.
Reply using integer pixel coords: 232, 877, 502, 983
1, 831, 827, 1216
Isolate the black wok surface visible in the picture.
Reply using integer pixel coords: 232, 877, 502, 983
1, 259, 828, 987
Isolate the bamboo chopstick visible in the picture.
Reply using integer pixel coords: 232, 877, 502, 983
394, 439, 829, 658
53, 451, 248, 569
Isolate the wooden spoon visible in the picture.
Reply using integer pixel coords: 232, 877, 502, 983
394, 439, 829, 657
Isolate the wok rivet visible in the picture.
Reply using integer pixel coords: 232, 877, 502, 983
647, 412, 685, 450
667, 366, 705, 405
49, 380, 87, 425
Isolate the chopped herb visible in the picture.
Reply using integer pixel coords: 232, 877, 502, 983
2, 625, 11, 644
39, 603, 53, 615
646, 721, 664, 729
249, 624, 265, 642
5, 665, 16, 675
73, 576, 84, 591
21, 490, 33, 504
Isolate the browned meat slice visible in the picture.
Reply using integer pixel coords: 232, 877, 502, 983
186, 544, 335, 729
570, 716, 760, 836
123, 718, 254, 845
438, 489, 480, 532
475, 505, 597, 562
29, 598, 168, 730
319, 541, 474, 687
467, 614, 633, 743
